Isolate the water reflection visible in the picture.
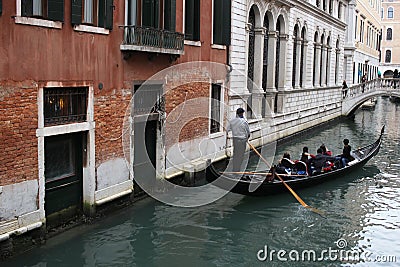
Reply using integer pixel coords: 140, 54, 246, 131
3, 98, 400, 267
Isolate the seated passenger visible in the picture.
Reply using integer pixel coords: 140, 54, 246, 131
276, 152, 295, 174
339, 138, 354, 167
320, 144, 332, 156
310, 148, 337, 174
300, 146, 315, 172
294, 161, 308, 176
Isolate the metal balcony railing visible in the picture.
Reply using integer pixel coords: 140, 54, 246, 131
120, 25, 184, 54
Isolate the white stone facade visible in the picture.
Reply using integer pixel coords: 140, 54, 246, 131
229, 0, 348, 146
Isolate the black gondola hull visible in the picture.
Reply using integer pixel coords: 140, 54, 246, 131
206, 127, 383, 196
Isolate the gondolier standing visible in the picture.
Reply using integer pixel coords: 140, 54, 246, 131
226, 108, 251, 171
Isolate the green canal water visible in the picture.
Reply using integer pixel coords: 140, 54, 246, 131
4, 97, 400, 267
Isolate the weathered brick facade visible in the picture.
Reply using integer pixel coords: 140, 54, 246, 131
0, 82, 38, 186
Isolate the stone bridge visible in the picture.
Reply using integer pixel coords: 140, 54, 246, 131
342, 78, 400, 116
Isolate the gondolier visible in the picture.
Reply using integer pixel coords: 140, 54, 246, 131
226, 108, 251, 172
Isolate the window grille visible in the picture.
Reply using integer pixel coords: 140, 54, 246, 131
44, 87, 88, 126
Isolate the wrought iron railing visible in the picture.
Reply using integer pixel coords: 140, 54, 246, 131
120, 25, 184, 52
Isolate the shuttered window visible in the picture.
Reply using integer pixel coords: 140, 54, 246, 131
164, 0, 176, 31
213, 0, 231, 45
21, 0, 64, 21
210, 84, 222, 134
185, 0, 200, 41
142, 0, 160, 28
71, 0, 113, 30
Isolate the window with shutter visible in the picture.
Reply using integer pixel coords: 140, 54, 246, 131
71, 0, 113, 29
164, 0, 176, 31
21, 0, 64, 21
142, 0, 160, 28
185, 0, 200, 41
212, 0, 231, 45
210, 84, 222, 134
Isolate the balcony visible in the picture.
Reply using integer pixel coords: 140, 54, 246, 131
120, 25, 184, 56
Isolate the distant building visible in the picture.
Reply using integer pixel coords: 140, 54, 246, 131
380, 0, 400, 77
229, 0, 349, 147
343, 0, 382, 85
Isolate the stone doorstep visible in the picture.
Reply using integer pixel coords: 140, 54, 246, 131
0, 219, 18, 236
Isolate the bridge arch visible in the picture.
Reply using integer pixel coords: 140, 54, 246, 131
341, 81, 400, 116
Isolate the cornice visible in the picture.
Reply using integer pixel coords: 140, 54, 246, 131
292, 0, 347, 30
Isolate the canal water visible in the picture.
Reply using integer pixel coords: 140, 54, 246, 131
4, 97, 400, 267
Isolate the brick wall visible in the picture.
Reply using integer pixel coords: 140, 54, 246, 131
165, 81, 210, 148
0, 82, 38, 186
94, 88, 131, 167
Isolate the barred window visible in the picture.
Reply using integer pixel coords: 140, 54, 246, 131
44, 87, 88, 126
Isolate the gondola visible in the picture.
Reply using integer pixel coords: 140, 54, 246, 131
206, 126, 384, 196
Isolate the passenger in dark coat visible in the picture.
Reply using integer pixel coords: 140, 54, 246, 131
310, 148, 337, 174
339, 138, 354, 167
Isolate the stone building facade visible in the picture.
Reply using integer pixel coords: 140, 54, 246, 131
343, 0, 381, 85
380, 0, 400, 76
229, 0, 348, 148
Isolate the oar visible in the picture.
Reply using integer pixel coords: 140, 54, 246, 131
221, 171, 307, 177
247, 141, 325, 217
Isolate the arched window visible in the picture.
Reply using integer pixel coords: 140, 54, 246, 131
335, 39, 340, 84
313, 32, 318, 86
387, 28, 393, 40
326, 36, 330, 85
320, 34, 325, 86
388, 7, 394, 18
385, 50, 392, 63
247, 7, 256, 116
275, 20, 281, 90
338, 2, 342, 19
247, 8, 255, 90
262, 15, 269, 91
292, 25, 299, 88
381, 8, 384, 18
300, 27, 306, 87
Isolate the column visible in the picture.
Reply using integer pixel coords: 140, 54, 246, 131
265, 31, 277, 115
326, 47, 332, 86
253, 27, 266, 91
314, 43, 321, 87
266, 31, 277, 91
278, 34, 288, 90
303, 42, 313, 88
252, 27, 266, 119
321, 44, 327, 86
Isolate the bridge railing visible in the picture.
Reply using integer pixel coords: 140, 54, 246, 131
342, 79, 381, 99
380, 78, 400, 88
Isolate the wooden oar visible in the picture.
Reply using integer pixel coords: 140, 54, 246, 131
221, 171, 307, 177
247, 141, 325, 217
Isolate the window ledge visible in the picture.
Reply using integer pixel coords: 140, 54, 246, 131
73, 25, 110, 35
14, 16, 62, 29
184, 40, 201, 47
211, 44, 226, 50
209, 131, 225, 138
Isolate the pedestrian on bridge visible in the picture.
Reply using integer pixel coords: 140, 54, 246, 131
342, 80, 348, 99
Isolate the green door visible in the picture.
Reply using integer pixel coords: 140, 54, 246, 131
134, 119, 157, 197
44, 133, 83, 217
